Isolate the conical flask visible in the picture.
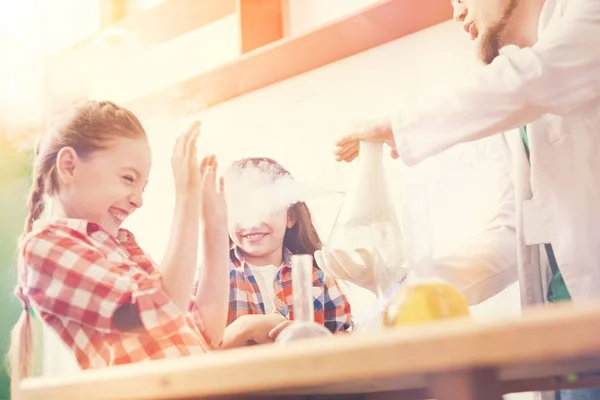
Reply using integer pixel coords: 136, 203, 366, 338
383, 170, 470, 327
276, 254, 333, 344
322, 141, 406, 299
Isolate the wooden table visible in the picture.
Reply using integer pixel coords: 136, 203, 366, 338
20, 302, 600, 400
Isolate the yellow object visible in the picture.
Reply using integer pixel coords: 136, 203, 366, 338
383, 281, 470, 326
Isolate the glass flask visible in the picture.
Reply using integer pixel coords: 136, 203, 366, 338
383, 271, 471, 326
322, 141, 407, 299
383, 166, 470, 327
276, 254, 333, 344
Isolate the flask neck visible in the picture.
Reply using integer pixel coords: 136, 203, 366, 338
358, 141, 384, 176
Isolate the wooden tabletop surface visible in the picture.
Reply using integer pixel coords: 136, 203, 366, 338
20, 301, 600, 400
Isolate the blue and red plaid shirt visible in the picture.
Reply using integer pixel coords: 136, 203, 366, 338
227, 246, 353, 333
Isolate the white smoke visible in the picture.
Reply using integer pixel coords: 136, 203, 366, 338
223, 160, 334, 230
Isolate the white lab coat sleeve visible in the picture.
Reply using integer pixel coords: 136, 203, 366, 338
430, 161, 518, 305
392, 0, 600, 166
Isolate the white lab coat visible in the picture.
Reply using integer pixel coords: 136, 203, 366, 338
392, 0, 600, 309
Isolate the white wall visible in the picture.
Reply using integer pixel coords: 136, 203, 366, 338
39, 0, 102, 53
287, 0, 383, 35
88, 16, 240, 105
126, 0, 167, 16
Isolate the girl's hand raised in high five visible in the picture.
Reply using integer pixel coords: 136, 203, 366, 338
198, 155, 227, 227
171, 121, 202, 201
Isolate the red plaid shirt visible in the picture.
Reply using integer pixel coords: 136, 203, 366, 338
226, 246, 353, 333
16, 218, 215, 369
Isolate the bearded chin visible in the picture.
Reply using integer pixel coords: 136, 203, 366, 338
477, 0, 517, 65
478, 29, 501, 65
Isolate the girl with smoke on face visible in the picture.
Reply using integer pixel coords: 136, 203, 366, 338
216, 157, 353, 348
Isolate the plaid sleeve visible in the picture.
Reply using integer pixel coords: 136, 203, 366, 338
22, 228, 189, 339
318, 270, 353, 333
225, 261, 254, 325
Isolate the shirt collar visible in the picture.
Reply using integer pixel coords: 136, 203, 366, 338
31, 217, 134, 247
229, 244, 293, 268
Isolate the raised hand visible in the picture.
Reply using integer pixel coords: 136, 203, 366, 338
198, 155, 227, 226
333, 119, 399, 163
171, 121, 202, 199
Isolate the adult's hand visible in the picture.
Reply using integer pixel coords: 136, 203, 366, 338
333, 118, 399, 163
